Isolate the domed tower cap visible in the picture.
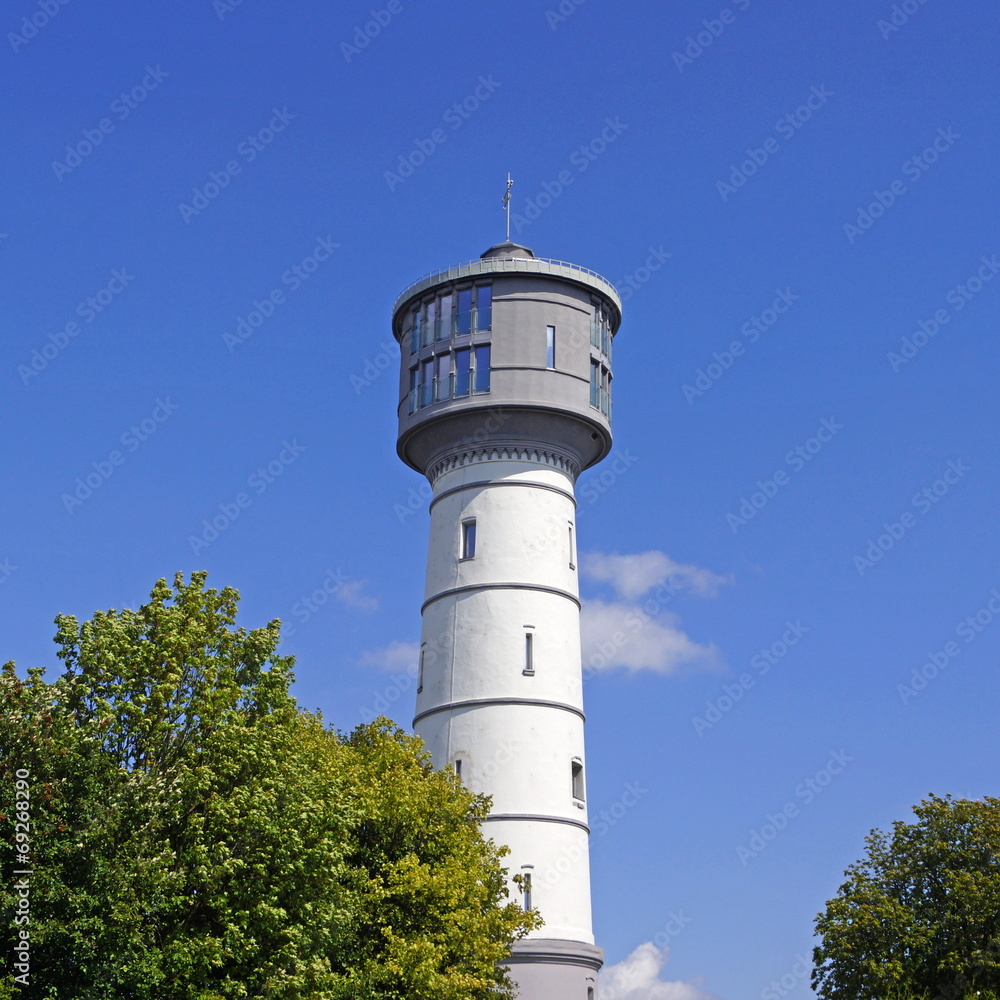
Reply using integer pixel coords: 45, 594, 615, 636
481, 240, 535, 260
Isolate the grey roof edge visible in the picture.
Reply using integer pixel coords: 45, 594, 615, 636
507, 938, 605, 969
392, 256, 623, 320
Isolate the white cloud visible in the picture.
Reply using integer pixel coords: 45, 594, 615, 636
359, 551, 728, 677
581, 599, 721, 675
334, 578, 379, 612
577, 550, 728, 674
581, 551, 731, 601
600, 943, 718, 1000
360, 640, 419, 674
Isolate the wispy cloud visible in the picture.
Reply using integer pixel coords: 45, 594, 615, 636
334, 578, 380, 612
600, 943, 718, 1000
360, 640, 419, 674
581, 600, 721, 675
581, 551, 731, 601
579, 550, 729, 675
358, 551, 728, 677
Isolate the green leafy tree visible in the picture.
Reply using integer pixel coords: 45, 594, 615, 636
813, 794, 1000, 1000
1, 572, 537, 999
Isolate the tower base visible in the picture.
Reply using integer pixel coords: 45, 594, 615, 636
505, 938, 604, 1000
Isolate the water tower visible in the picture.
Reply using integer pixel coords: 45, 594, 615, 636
392, 236, 621, 999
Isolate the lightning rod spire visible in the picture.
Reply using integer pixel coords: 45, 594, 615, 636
502, 173, 513, 242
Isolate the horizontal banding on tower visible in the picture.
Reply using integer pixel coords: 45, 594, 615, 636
396, 240, 622, 995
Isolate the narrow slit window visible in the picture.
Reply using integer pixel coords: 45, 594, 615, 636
590, 359, 600, 408
568, 523, 575, 569
546, 325, 555, 368
454, 759, 462, 780
524, 632, 534, 675
572, 759, 585, 801
522, 872, 532, 912
417, 645, 425, 693
461, 519, 477, 559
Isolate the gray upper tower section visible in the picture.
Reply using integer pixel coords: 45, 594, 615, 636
392, 242, 622, 479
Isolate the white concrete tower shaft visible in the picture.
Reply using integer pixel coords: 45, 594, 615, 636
393, 241, 621, 1000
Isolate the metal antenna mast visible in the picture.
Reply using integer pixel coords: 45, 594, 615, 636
502, 173, 513, 241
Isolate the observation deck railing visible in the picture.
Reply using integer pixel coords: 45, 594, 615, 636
393, 256, 622, 317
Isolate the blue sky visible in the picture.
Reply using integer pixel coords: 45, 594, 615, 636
3, 0, 999, 996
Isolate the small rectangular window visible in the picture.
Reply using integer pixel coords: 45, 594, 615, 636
417, 645, 425, 693
524, 632, 534, 675
408, 367, 419, 415
546, 325, 555, 369
454, 347, 470, 397
572, 759, 585, 801
590, 306, 600, 349
568, 523, 575, 569
439, 293, 453, 339
420, 358, 434, 408
421, 303, 433, 348
436, 353, 451, 401
462, 519, 476, 559
454, 759, 462, 779
428, 299, 440, 342
406, 314, 418, 356
476, 285, 492, 331
457, 288, 472, 335
474, 345, 490, 393
522, 872, 532, 912
590, 359, 600, 409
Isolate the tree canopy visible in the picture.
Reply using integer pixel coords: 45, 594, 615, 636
813, 794, 1000, 1000
1, 572, 536, 999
